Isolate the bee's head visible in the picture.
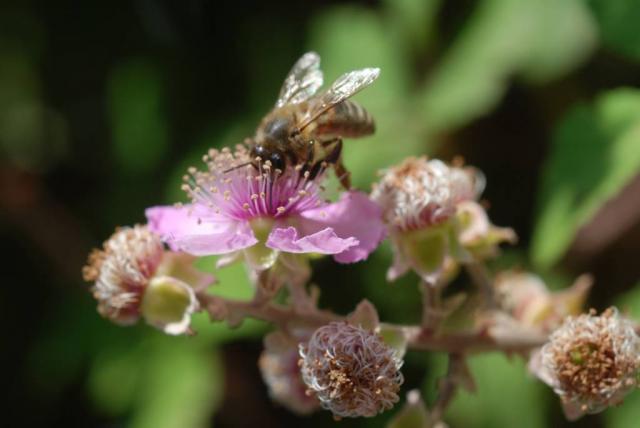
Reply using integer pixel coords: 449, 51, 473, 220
249, 144, 286, 171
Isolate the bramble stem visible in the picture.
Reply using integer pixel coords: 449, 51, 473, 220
198, 293, 548, 354
464, 260, 498, 309
431, 353, 465, 421
286, 280, 314, 311
421, 280, 445, 330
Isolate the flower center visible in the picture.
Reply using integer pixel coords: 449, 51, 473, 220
181, 146, 324, 221
557, 339, 619, 400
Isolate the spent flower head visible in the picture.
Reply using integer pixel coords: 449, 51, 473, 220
371, 156, 515, 284
531, 308, 640, 420
83, 225, 210, 334
299, 322, 404, 418
146, 145, 385, 273
371, 156, 481, 231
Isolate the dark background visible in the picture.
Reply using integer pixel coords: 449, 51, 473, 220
2, 0, 640, 427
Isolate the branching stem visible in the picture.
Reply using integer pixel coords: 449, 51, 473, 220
198, 293, 548, 354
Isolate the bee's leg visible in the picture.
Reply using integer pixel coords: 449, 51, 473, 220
330, 143, 351, 190
307, 138, 337, 181
313, 139, 351, 189
295, 140, 316, 187
306, 141, 315, 164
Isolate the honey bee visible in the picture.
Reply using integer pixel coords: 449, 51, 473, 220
247, 52, 380, 189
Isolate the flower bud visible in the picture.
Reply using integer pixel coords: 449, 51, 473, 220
456, 201, 516, 258
259, 331, 319, 415
531, 308, 640, 420
299, 322, 404, 418
495, 271, 591, 331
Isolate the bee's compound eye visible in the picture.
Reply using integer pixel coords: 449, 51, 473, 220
249, 145, 264, 158
269, 152, 285, 171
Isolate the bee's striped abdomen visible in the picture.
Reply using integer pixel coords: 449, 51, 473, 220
314, 100, 375, 139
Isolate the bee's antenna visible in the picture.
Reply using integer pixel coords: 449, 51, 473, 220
223, 161, 252, 174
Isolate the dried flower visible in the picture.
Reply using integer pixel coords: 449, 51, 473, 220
83, 225, 210, 334
531, 308, 640, 420
299, 322, 404, 418
371, 157, 481, 232
146, 146, 385, 272
371, 157, 481, 283
259, 331, 320, 415
83, 225, 164, 325
371, 157, 516, 284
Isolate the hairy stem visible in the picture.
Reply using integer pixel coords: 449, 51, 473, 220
421, 280, 444, 330
431, 353, 466, 421
464, 260, 498, 309
199, 294, 548, 353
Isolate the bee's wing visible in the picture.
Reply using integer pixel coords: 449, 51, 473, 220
297, 67, 380, 131
275, 52, 324, 108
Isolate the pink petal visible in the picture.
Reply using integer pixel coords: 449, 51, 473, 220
299, 191, 386, 263
266, 226, 358, 254
145, 205, 257, 255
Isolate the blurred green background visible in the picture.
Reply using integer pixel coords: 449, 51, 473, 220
2, 0, 640, 427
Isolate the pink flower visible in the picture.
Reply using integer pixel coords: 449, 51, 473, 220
146, 146, 385, 269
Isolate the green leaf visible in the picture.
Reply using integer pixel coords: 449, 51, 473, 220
531, 88, 640, 269
420, 0, 596, 133
383, 0, 442, 53
129, 340, 223, 428
108, 58, 169, 173
588, 0, 640, 61
88, 345, 142, 416
89, 338, 224, 428
424, 353, 547, 428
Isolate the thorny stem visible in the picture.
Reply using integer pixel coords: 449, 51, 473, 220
464, 260, 498, 309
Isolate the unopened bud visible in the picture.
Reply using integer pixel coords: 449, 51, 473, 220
456, 201, 516, 258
